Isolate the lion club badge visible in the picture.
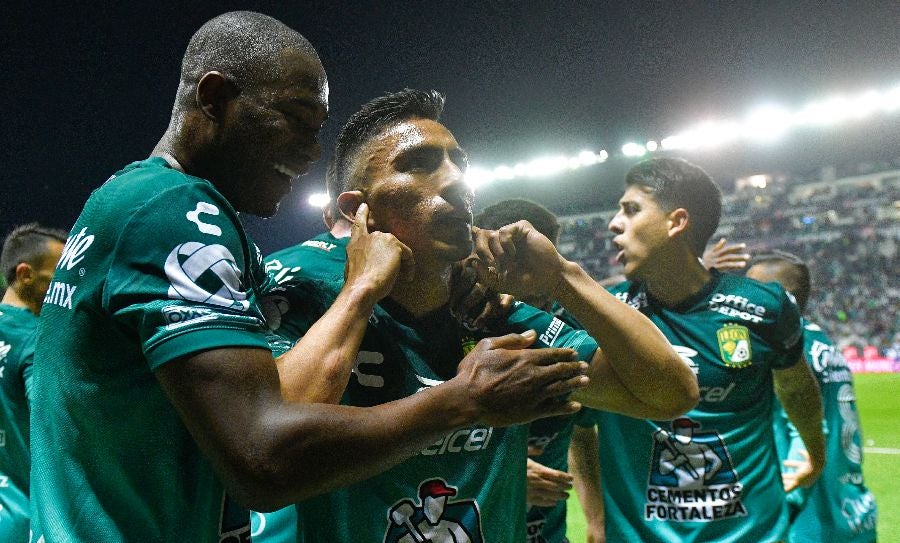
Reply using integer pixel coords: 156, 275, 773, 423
716, 324, 752, 368
384, 478, 484, 543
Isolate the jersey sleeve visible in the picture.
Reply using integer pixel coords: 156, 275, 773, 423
260, 276, 342, 357
503, 302, 598, 363
102, 182, 271, 371
765, 287, 804, 370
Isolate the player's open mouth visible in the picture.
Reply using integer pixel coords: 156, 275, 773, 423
612, 241, 626, 265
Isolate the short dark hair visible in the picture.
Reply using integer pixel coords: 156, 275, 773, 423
328, 89, 446, 198
749, 251, 811, 312
174, 11, 318, 111
475, 199, 560, 243
1, 223, 68, 286
625, 157, 722, 254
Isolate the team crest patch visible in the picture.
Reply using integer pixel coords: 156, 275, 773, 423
716, 324, 752, 368
384, 478, 484, 543
461, 336, 477, 355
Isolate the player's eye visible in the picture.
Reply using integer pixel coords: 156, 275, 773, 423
396, 148, 442, 173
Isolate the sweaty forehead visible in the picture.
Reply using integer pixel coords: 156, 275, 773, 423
619, 185, 656, 204
273, 48, 329, 105
377, 118, 458, 155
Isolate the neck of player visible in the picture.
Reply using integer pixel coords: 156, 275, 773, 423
387, 257, 452, 318
643, 251, 711, 307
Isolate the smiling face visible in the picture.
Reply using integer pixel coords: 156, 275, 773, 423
607, 185, 674, 281
215, 48, 329, 217
352, 118, 473, 264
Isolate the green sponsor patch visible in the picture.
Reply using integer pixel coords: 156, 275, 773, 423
717, 324, 752, 368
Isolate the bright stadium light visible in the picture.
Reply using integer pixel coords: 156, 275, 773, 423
437, 79, 900, 201
743, 105, 792, 141
622, 142, 646, 157
463, 166, 495, 189
308, 192, 330, 208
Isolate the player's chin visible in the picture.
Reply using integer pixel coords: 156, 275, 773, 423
437, 238, 474, 263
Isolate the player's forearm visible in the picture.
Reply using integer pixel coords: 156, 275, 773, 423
774, 363, 825, 470
275, 281, 379, 403
569, 425, 606, 528
246, 377, 479, 509
554, 260, 698, 415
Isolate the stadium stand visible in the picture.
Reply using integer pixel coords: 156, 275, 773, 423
556, 165, 899, 363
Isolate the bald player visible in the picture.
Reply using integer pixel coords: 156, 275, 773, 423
29, 13, 590, 542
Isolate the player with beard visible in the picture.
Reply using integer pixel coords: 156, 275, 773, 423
29, 14, 591, 542
0, 224, 65, 540
264, 89, 697, 542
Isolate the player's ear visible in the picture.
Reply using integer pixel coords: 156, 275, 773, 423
336, 191, 365, 223
667, 208, 690, 240
196, 71, 239, 121
14, 262, 34, 286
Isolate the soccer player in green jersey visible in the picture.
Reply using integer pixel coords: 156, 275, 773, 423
747, 252, 877, 543
265, 89, 697, 542
0, 224, 65, 541
29, 13, 596, 543
570, 157, 826, 542
476, 198, 585, 543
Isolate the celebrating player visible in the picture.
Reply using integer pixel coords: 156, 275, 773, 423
262, 89, 696, 542
28, 13, 592, 542
570, 157, 825, 542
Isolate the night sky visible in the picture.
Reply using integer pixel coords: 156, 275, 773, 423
4, 1, 900, 254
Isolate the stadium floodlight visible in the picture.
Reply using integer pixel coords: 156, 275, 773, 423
308, 192, 330, 208
622, 142, 646, 157
742, 105, 792, 141
525, 155, 570, 178
463, 166, 495, 189
645, 140, 658, 152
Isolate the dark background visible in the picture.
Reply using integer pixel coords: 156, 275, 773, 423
3, 1, 900, 254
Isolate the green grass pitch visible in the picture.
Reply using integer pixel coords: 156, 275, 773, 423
564, 372, 900, 541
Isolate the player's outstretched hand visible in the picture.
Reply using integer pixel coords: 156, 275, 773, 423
448, 256, 514, 329
471, 221, 567, 300
526, 458, 573, 508
456, 330, 588, 427
702, 238, 750, 271
344, 203, 414, 302
782, 449, 817, 492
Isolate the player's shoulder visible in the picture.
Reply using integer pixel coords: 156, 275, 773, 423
90, 157, 231, 221
606, 279, 646, 308
802, 318, 833, 345
0, 304, 39, 339
714, 272, 791, 313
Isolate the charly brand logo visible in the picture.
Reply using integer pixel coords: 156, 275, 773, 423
384, 479, 484, 543
0, 341, 10, 363
186, 202, 223, 236
57, 227, 95, 271
165, 242, 249, 310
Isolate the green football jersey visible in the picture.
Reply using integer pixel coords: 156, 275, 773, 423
0, 304, 37, 541
265, 231, 348, 284
772, 320, 877, 543
30, 157, 272, 543
590, 271, 803, 543
263, 279, 598, 543
524, 304, 585, 543
251, 235, 349, 543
